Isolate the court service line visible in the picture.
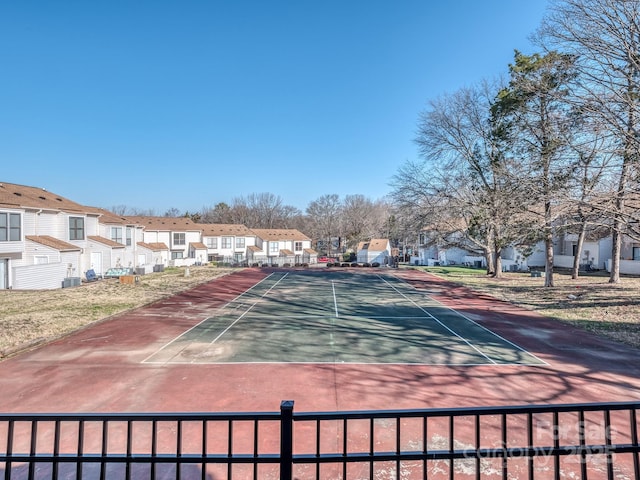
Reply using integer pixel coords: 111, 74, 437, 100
141, 272, 286, 363
391, 274, 548, 365
331, 280, 339, 317
377, 275, 497, 364
205, 272, 290, 349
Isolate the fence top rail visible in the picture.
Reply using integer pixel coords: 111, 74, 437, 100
291, 401, 640, 421
1, 401, 639, 422
0, 411, 282, 422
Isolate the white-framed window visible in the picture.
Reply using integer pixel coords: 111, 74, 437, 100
111, 227, 123, 244
126, 227, 133, 246
221, 237, 232, 249
0, 212, 21, 242
294, 241, 303, 251
235, 237, 245, 248
34, 255, 49, 264
206, 238, 218, 248
173, 233, 186, 246
171, 251, 184, 260
269, 242, 279, 254
69, 217, 85, 240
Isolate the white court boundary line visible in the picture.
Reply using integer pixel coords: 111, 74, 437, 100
146, 271, 546, 366
376, 275, 496, 364
142, 272, 288, 364
384, 273, 548, 366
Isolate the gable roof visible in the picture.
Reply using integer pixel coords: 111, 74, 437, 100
138, 241, 169, 251
358, 239, 390, 252
88, 235, 126, 249
0, 182, 88, 213
26, 235, 81, 252
200, 223, 255, 236
85, 206, 131, 225
127, 216, 202, 232
251, 228, 310, 241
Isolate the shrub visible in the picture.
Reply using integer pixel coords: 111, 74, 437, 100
372, 262, 380, 267
301, 263, 309, 267
351, 262, 358, 267
251, 263, 259, 267
283, 263, 291, 268
363, 262, 371, 267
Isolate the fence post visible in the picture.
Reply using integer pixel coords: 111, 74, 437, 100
280, 400, 294, 480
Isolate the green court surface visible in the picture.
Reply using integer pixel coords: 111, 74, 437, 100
144, 271, 544, 366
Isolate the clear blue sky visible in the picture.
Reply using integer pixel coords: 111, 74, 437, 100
1, 1, 549, 214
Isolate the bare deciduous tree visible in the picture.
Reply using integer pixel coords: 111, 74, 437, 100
538, 0, 640, 283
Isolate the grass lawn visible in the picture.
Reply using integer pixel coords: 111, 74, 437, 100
408, 265, 640, 349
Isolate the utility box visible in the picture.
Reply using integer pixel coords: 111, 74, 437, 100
119, 275, 139, 284
62, 277, 81, 288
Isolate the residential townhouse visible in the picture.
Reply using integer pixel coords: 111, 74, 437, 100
84, 207, 146, 275
250, 228, 316, 266
1, 183, 98, 289
126, 216, 204, 268
200, 223, 257, 265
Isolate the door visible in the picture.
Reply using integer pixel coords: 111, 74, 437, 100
91, 252, 103, 275
0, 259, 7, 289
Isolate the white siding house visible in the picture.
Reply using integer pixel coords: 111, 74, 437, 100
251, 229, 315, 266
201, 224, 257, 265
0, 182, 94, 289
356, 239, 391, 264
127, 216, 204, 267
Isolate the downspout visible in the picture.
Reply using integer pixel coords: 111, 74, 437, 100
34, 209, 42, 235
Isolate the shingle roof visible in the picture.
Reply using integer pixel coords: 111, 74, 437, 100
358, 239, 390, 252
84, 206, 131, 225
279, 249, 294, 256
127, 216, 202, 231
200, 223, 255, 236
190, 242, 208, 249
303, 248, 317, 255
251, 228, 310, 241
138, 241, 169, 251
88, 235, 125, 249
0, 182, 88, 213
26, 235, 81, 252
247, 245, 263, 253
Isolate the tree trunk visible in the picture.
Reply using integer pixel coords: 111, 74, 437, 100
493, 251, 502, 278
571, 220, 587, 280
610, 225, 621, 283
544, 230, 554, 287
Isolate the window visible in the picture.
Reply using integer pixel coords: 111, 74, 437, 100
173, 233, 185, 246
206, 238, 218, 248
171, 251, 184, 260
633, 246, 640, 261
69, 217, 85, 240
35, 256, 49, 264
235, 237, 245, 248
295, 241, 303, 252
126, 227, 132, 246
221, 237, 232, 249
111, 227, 123, 244
0, 213, 21, 242
269, 242, 279, 254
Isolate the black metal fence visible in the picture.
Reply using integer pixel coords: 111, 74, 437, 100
1, 400, 639, 479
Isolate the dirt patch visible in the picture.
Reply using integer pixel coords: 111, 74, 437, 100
412, 267, 640, 349
0, 266, 234, 358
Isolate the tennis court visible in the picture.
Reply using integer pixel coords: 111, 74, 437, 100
144, 270, 544, 366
